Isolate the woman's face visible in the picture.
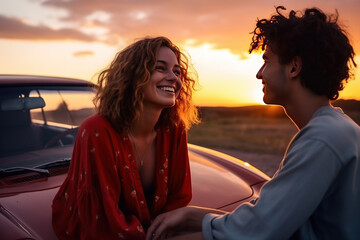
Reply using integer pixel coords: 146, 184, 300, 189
142, 46, 183, 109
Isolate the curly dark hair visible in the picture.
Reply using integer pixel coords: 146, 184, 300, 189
249, 6, 356, 100
94, 36, 199, 133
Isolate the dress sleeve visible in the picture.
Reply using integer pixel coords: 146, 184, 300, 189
162, 125, 192, 212
202, 138, 342, 240
52, 119, 145, 240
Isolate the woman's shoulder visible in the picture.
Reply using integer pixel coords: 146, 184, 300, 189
80, 114, 113, 131
156, 122, 187, 145
157, 121, 186, 133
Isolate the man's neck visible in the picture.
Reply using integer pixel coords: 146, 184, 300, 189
283, 93, 330, 130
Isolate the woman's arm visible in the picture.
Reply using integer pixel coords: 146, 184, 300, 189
167, 232, 204, 240
53, 117, 146, 239
162, 125, 192, 212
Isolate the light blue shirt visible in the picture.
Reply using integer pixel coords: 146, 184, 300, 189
202, 106, 360, 240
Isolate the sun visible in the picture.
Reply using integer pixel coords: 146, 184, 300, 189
251, 88, 265, 105
183, 44, 266, 106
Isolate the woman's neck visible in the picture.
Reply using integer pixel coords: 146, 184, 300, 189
130, 107, 162, 137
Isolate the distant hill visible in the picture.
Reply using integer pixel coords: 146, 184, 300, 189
198, 99, 360, 124
332, 99, 360, 112
198, 105, 286, 119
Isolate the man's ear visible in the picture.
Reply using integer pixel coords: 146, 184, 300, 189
289, 56, 302, 78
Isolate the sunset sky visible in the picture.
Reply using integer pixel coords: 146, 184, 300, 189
1, 0, 359, 106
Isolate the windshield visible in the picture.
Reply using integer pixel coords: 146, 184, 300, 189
0, 86, 96, 171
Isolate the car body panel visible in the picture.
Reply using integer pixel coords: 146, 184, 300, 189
0, 75, 92, 86
0, 75, 269, 239
0, 146, 269, 240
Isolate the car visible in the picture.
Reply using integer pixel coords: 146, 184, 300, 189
0, 75, 270, 239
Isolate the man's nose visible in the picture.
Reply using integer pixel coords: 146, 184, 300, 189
256, 66, 263, 79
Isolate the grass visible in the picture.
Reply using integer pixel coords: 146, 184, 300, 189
188, 102, 360, 176
188, 102, 360, 155
188, 115, 297, 155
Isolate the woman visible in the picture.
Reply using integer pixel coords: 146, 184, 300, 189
52, 36, 199, 240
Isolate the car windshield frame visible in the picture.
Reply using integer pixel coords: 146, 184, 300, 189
0, 85, 96, 173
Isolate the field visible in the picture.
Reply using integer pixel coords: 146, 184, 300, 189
188, 100, 360, 176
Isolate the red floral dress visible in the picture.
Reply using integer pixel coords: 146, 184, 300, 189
52, 115, 192, 240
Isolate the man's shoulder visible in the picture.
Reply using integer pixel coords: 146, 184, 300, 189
309, 107, 359, 134
299, 106, 360, 150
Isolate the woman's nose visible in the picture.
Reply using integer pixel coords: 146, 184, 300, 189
167, 71, 178, 81
166, 71, 182, 89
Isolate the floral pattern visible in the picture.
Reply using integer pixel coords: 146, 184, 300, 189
52, 115, 192, 240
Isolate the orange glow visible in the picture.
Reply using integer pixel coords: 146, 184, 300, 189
183, 44, 266, 106
0, 0, 359, 107
1, 40, 359, 107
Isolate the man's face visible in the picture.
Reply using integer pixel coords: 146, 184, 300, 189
256, 47, 291, 105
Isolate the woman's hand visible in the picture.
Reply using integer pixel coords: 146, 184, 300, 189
146, 206, 227, 240
146, 206, 191, 240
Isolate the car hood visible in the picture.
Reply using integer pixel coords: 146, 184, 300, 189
189, 151, 253, 208
0, 174, 65, 239
0, 146, 267, 239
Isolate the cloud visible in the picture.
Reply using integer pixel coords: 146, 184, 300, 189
41, 0, 265, 54
0, 15, 96, 42
73, 50, 94, 57
2, 0, 360, 56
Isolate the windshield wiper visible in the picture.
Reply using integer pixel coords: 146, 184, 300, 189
0, 158, 71, 177
0, 167, 50, 177
35, 158, 71, 169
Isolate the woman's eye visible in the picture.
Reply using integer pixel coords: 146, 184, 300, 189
155, 66, 165, 71
174, 70, 181, 76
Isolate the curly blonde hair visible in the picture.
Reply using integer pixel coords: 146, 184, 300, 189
94, 36, 199, 133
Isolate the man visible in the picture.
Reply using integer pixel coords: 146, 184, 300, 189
146, 6, 360, 240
